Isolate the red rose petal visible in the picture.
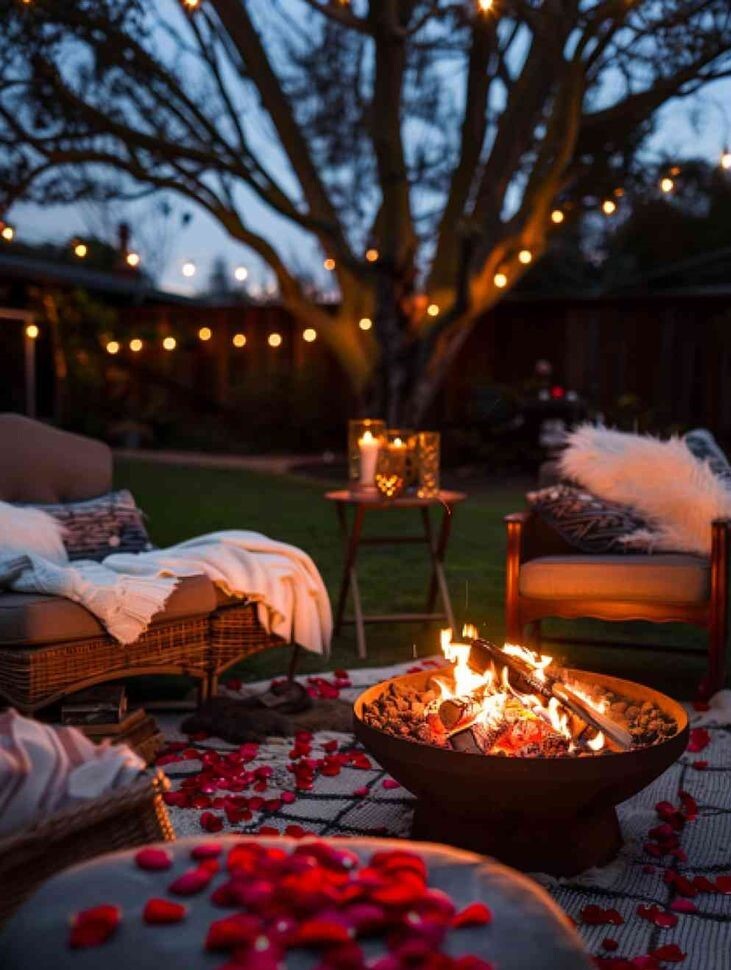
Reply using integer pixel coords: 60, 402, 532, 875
143, 898, 187, 925
169, 866, 213, 896
670, 898, 697, 914
382, 779, 400, 790
353, 787, 369, 797
691, 760, 708, 770
715, 875, 731, 894
205, 913, 262, 951
191, 842, 222, 860
602, 938, 619, 951
649, 944, 686, 963
580, 905, 624, 926
135, 847, 173, 871
289, 918, 353, 947
636, 904, 678, 928
687, 727, 710, 753
69, 904, 121, 948
451, 902, 492, 928
200, 811, 224, 833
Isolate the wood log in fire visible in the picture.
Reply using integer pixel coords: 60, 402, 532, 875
469, 638, 633, 751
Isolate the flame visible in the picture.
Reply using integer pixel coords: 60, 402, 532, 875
503, 642, 553, 682
587, 731, 605, 752
437, 628, 610, 755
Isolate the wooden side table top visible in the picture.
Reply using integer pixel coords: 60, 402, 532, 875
325, 489, 467, 508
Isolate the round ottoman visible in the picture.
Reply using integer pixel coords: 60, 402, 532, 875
0, 836, 592, 969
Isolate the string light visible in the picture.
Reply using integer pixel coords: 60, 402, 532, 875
601, 199, 617, 216
550, 209, 564, 224
323, 257, 336, 272
358, 317, 373, 331
427, 303, 439, 317
303, 328, 317, 342
106, 340, 120, 355
1, 225, 14, 242
163, 336, 176, 351
518, 249, 532, 265
660, 176, 674, 194
268, 333, 282, 348
182, 261, 196, 277
494, 272, 508, 288
365, 248, 379, 263
25, 324, 39, 339
130, 338, 143, 352
198, 327, 212, 341
234, 266, 248, 282
721, 150, 731, 171
232, 333, 247, 348
74, 242, 88, 258
126, 251, 140, 268
182, 0, 201, 8
477, 0, 494, 10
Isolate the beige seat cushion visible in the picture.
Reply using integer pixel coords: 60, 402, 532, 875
519, 554, 710, 603
0, 575, 217, 648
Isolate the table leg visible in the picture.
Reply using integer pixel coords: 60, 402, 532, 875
333, 503, 366, 640
426, 504, 456, 631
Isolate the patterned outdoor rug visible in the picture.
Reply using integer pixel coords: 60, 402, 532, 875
156, 661, 731, 970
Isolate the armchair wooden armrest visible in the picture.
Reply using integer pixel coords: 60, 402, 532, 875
504, 512, 530, 641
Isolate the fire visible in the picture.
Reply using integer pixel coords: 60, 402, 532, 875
437, 628, 607, 754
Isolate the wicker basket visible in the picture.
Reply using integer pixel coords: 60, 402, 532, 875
0, 770, 174, 925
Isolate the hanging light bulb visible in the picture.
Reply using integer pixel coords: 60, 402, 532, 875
198, 327, 212, 342
721, 150, 731, 171
25, 324, 39, 339
303, 328, 317, 342
477, 0, 494, 10
518, 249, 532, 265
126, 251, 141, 268
427, 303, 439, 317
1, 224, 15, 242
130, 338, 143, 352
182, 260, 196, 277
323, 257, 336, 272
358, 317, 373, 331
182, 0, 201, 8
494, 272, 508, 288
74, 242, 88, 258
106, 340, 120, 355
163, 336, 177, 351
365, 248, 379, 263
660, 176, 674, 194
268, 333, 282, 348
232, 333, 247, 348
234, 266, 248, 282
601, 199, 617, 216
551, 209, 565, 224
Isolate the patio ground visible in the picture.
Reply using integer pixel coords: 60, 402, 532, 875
116, 457, 716, 700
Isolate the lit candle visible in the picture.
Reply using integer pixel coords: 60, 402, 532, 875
358, 430, 380, 488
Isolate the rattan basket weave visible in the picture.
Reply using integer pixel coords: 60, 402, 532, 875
209, 601, 284, 689
0, 770, 174, 925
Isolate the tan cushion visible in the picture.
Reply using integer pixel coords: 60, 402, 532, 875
0, 575, 217, 647
0, 414, 112, 503
519, 554, 710, 604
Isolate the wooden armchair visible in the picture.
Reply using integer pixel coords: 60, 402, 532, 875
504, 510, 729, 700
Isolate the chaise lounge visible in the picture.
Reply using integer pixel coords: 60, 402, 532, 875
0, 414, 283, 713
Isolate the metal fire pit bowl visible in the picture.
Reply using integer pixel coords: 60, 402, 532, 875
353, 668, 688, 876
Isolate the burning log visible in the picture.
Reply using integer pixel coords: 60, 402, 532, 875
469, 638, 633, 752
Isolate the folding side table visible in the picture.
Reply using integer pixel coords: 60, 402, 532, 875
325, 489, 467, 658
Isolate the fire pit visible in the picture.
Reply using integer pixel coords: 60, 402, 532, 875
353, 632, 688, 876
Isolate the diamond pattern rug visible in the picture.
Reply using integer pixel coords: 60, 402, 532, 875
156, 660, 731, 970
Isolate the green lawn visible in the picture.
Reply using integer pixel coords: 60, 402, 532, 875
115, 459, 716, 699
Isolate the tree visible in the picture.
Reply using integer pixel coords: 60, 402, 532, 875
2, 0, 730, 423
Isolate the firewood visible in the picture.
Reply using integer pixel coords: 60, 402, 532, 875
469, 638, 633, 751
438, 696, 485, 736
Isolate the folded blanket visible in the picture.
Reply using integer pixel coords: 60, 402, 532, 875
0, 710, 144, 837
11, 531, 331, 655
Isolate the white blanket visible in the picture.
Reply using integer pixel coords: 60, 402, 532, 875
11, 531, 332, 655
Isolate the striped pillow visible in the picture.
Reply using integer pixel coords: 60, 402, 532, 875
527, 484, 646, 554
25, 490, 153, 562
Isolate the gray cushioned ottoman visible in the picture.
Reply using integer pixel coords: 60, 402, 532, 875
0, 835, 592, 969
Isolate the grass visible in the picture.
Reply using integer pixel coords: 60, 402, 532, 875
115, 458, 717, 699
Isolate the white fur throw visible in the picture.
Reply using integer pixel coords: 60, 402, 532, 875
558, 425, 731, 557
0, 500, 68, 565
